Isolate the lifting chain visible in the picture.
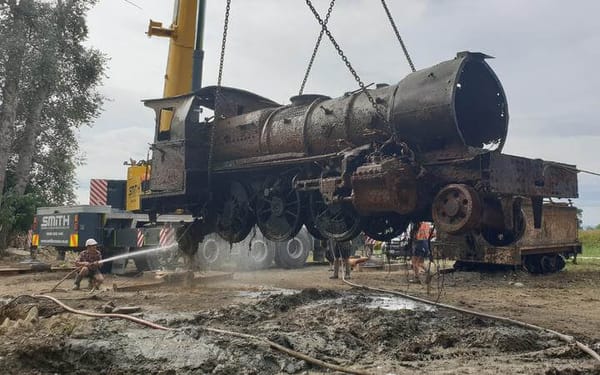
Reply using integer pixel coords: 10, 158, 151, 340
380, 0, 416, 72
304, 0, 417, 162
207, 0, 232, 191
304, 0, 394, 136
298, 0, 336, 95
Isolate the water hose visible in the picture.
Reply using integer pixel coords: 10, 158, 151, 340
49, 268, 80, 292
32, 294, 173, 330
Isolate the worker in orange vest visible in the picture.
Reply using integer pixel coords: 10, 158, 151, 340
411, 222, 432, 283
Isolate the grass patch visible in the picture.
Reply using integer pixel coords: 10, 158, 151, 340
579, 229, 600, 257
581, 246, 600, 258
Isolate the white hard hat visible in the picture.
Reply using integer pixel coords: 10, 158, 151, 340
85, 238, 98, 247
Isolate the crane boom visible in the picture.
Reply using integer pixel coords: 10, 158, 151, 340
147, 0, 206, 133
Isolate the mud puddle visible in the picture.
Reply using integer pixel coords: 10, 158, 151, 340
365, 295, 435, 311
0, 288, 597, 374
237, 287, 298, 299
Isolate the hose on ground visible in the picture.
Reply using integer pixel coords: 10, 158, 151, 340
49, 268, 80, 293
341, 278, 600, 363
32, 294, 173, 330
22, 295, 371, 375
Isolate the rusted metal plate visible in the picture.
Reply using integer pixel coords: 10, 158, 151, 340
352, 158, 417, 215
518, 202, 578, 246
149, 141, 185, 193
487, 153, 578, 198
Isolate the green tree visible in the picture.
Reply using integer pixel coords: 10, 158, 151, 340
0, 0, 105, 251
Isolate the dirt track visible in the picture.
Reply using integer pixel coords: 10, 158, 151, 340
0, 249, 599, 374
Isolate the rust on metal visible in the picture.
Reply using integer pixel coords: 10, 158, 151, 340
351, 158, 417, 215
434, 202, 581, 268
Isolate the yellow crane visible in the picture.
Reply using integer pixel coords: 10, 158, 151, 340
147, 0, 206, 99
126, 0, 206, 211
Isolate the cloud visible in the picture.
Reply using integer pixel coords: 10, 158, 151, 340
76, 0, 600, 226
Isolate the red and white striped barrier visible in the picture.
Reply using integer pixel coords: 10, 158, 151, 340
89, 179, 108, 205
364, 237, 377, 246
136, 229, 145, 248
159, 226, 176, 247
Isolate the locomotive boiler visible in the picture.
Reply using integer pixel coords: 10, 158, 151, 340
140, 52, 578, 254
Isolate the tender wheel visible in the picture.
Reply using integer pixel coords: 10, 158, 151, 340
523, 254, 565, 274
216, 181, 254, 243
432, 184, 481, 235
309, 193, 362, 241
540, 255, 556, 274
362, 214, 409, 241
256, 177, 303, 242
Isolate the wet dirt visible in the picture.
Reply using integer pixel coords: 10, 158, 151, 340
0, 248, 599, 374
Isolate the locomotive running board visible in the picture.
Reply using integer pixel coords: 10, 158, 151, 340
212, 152, 341, 172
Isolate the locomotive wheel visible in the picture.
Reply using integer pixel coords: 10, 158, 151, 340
523, 254, 565, 274
481, 208, 526, 247
309, 193, 362, 241
216, 181, 254, 243
432, 184, 482, 235
256, 177, 303, 242
362, 214, 409, 242
305, 215, 327, 241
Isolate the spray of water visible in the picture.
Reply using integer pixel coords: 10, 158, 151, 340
98, 244, 178, 264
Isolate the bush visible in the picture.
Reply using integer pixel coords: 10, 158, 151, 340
0, 192, 45, 250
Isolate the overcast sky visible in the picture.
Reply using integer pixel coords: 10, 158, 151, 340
78, 0, 600, 226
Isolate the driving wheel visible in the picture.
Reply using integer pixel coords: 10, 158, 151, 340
432, 184, 481, 234
216, 181, 254, 243
309, 193, 362, 241
256, 176, 303, 242
361, 214, 409, 241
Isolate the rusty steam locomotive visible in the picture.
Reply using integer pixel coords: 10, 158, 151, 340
140, 52, 578, 253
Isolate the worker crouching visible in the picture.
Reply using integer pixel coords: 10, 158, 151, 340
73, 238, 104, 290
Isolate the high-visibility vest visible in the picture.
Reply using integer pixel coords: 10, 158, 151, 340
415, 222, 431, 240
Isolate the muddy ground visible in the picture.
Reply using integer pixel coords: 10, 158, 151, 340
0, 249, 599, 374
